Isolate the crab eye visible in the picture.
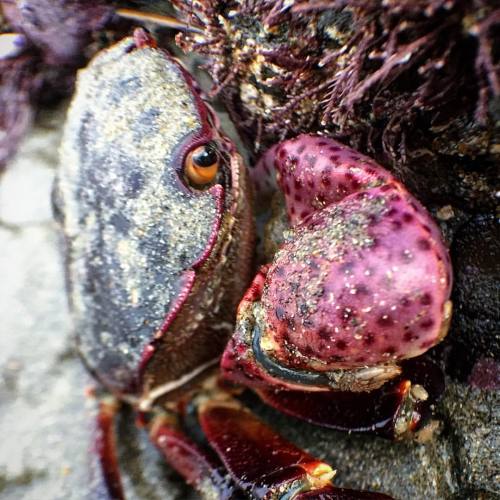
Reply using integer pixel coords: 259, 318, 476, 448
184, 142, 219, 186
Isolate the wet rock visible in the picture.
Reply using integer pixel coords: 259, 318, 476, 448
0, 109, 91, 499
469, 358, 500, 390
449, 214, 500, 377
0, 107, 62, 226
442, 382, 500, 497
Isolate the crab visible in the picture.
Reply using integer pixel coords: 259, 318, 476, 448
53, 29, 452, 500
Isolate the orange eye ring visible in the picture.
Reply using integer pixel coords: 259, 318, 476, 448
184, 143, 219, 186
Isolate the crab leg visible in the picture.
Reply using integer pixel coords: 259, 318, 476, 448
149, 414, 239, 499
197, 398, 393, 499
91, 393, 240, 499
91, 388, 394, 498
115, 8, 204, 34
92, 397, 125, 500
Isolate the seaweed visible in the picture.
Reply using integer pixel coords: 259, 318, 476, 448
173, 0, 499, 208
0, 0, 120, 168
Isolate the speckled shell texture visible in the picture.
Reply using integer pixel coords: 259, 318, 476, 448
264, 136, 452, 369
223, 135, 452, 388
56, 38, 254, 394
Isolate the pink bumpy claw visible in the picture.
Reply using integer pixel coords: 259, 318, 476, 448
223, 134, 453, 393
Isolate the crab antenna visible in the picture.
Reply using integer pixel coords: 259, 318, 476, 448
116, 8, 204, 35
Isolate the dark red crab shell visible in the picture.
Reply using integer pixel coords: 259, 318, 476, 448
55, 30, 254, 398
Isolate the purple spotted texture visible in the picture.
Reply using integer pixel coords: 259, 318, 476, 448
263, 135, 452, 369
224, 135, 452, 385
274, 135, 392, 225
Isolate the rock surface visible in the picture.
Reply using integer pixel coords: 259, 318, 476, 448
0, 106, 498, 500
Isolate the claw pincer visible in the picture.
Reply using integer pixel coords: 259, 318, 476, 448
223, 134, 452, 429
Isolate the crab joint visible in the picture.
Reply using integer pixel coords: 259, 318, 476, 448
138, 357, 220, 412
304, 462, 336, 489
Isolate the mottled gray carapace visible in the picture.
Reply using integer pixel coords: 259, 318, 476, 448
56, 37, 230, 392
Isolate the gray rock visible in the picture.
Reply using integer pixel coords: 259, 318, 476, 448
0, 108, 63, 227
442, 383, 500, 497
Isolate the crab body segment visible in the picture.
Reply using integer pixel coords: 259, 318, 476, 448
55, 33, 254, 398
55, 30, 451, 499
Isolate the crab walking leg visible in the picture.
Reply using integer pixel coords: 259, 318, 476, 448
92, 398, 125, 500
197, 399, 393, 499
149, 415, 241, 499
90, 396, 238, 499
116, 8, 205, 34
90, 391, 394, 499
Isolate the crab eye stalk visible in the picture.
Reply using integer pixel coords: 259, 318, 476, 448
185, 142, 220, 186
